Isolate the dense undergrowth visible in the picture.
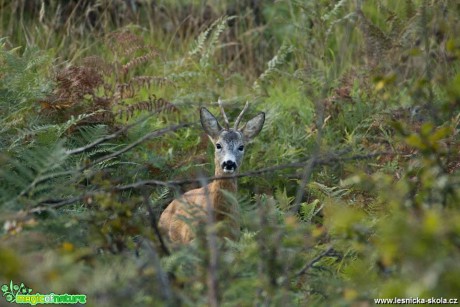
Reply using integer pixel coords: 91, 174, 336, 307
1, 0, 459, 306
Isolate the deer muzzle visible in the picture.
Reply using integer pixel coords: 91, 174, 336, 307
222, 160, 237, 173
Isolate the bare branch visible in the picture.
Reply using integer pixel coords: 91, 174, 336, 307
292, 97, 325, 213
17, 170, 76, 199
200, 177, 219, 307
295, 246, 335, 276
113, 148, 361, 190
143, 192, 171, 256
30, 150, 409, 212
15, 122, 192, 205
291, 157, 317, 214
141, 239, 175, 304
86, 122, 191, 169
30, 195, 86, 213
65, 108, 162, 155
234, 101, 249, 130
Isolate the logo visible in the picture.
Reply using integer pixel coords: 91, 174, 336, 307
1, 281, 86, 305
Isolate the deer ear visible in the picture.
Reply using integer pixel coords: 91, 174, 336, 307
241, 112, 265, 140
200, 107, 222, 138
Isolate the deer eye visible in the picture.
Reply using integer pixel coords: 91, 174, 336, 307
238, 145, 244, 151
216, 143, 222, 150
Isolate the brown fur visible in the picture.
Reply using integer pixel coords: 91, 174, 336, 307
158, 177, 239, 243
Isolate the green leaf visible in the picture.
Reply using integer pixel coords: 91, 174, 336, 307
405, 134, 425, 149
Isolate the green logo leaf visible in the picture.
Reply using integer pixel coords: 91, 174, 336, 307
1, 281, 33, 304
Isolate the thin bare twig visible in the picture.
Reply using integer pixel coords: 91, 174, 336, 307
295, 246, 334, 276
292, 96, 325, 213
200, 177, 219, 307
141, 239, 174, 304
65, 108, 163, 155
17, 170, 76, 199
30, 150, 407, 212
29, 195, 87, 213
113, 148, 358, 190
291, 157, 317, 214
86, 122, 191, 170
143, 192, 171, 256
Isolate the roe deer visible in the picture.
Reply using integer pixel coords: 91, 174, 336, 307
158, 100, 265, 243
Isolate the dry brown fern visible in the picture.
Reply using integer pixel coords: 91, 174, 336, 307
116, 96, 178, 121
40, 30, 176, 128
115, 83, 136, 100
122, 50, 160, 75
80, 56, 114, 75
39, 65, 103, 112
107, 31, 145, 57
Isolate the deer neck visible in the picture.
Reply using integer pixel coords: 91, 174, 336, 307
209, 171, 237, 219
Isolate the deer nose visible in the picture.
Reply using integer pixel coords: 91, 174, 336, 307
222, 160, 237, 172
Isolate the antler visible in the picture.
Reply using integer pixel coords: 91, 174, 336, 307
234, 101, 249, 130
218, 97, 230, 129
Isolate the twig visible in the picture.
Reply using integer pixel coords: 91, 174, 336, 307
31, 151, 408, 211
29, 195, 86, 213
200, 177, 219, 307
295, 246, 334, 276
141, 239, 175, 304
65, 109, 160, 155
292, 96, 326, 213
143, 192, 170, 256
15, 122, 192, 202
114, 149, 383, 190
291, 157, 317, 214
84, 122, 191, 170
17, 170, 76, 199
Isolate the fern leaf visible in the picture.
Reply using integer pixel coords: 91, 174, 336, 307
253, 42, 293, 91
200, 16, 236, 67
322, 0, 349, 22
0, 141, 71, 206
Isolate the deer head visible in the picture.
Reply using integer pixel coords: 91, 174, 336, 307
200, 100, 265, 176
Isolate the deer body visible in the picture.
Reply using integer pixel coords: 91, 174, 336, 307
158, 102, 265, 243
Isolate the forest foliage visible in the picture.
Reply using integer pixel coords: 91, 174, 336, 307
0, 0, 459, 306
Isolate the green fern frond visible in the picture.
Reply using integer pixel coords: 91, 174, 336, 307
253, 42, 293, 91
309, 182, 350, 199
188, 16, 236, 68
0, 44, 51, 106
151, 187, 170, 203
0, 141, 71, 206
161, 247, 200, 277
8, 111, 104, 151
75, 125, 109, 144
188, 24, 214, 57
325, 12, 357, 38
86, 144, 123, 158
200, 16, 236, 67
322, 0, 349, 22
96, 159, 122, 169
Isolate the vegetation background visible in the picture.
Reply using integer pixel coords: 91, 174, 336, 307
0, 0, 459, 306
